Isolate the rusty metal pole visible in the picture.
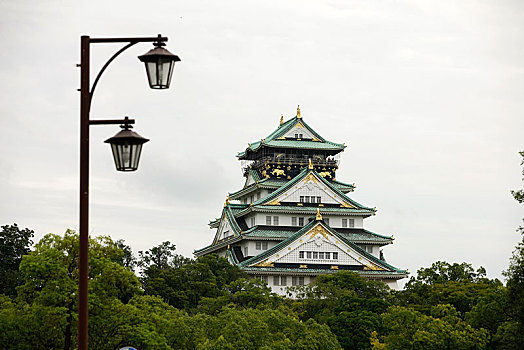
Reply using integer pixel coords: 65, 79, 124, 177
78, 35, 90, 350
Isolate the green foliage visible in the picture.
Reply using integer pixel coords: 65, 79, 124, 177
138, 241, 188, 269
510, 151, 524, 204
397, 261, 499, 316
503, 230, 524, 344
0, 223, 34, 297
4, 228, 523, 350
293, 271, 389, 323
406, 261, 487, 286
291, 271, 390, 349
199, 278, 282, 313
375, 305, 489, 349
193, 308, 342, 350
0, 230, 141, 349
139, 245, 246, 311
327, 295, 388, 349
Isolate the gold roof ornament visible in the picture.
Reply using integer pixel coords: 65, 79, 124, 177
308, 158, 313, 170
224, 195, 230, 207
316, 208, 322, 221
297, 105, 301, 119
280, 114, 284, 125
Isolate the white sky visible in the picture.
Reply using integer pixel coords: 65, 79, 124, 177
1, 0, 523, 286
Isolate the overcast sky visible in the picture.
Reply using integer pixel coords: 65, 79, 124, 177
1, 0, 523, 286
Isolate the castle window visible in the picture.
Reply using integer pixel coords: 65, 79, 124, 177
325, 252, 331, 259
299, 251, 304, 258
300, 196, 304, 202
319, 252, 325, 259
256, 242, 261, 250
317, 196, 321, 203
292, 276, 304, 286
342, 219, 347, 228
250, 217, 255, 227
299, 217, 304, 226
266, 216, 271, 225
349, 219, 355, 228
250, 195, 254, 203
295, 133, 299, 138
306, 251, 312, 259
312, 252, 318, 259
305, 196, 310, 203
244, 247, 248, 256
262, 242, 268, 250
273, 216, 279, 225
274, 276, 287, 286
257, 192, 261, 200
292, 217, 297, 226
332, 252, 338, 260
258, 275, 268, 283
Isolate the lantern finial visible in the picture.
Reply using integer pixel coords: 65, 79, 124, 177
297, 105, 301, 119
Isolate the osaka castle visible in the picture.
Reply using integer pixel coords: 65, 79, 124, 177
194, 106, 407, 293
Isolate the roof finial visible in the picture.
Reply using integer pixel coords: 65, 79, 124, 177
297, 105, 301, 119
224, 195, 230, 207
308, 158, 313, 170
316, 208, 322, 221
280, 114, 284, 125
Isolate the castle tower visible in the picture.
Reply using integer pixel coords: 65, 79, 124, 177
195, 107, 407, 294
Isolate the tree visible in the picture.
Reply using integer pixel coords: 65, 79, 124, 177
139, 246, 246, 311
397, 261, 499, 316
198, 278, 281, 313
373, 305, 489, 349
0, 223, 34, 297
138, 241, 188, 270
193, 308, 342, 349
501, 150, 524, 345
292, 271, 390, 324
510, 151, 524, 205
327, 295, 388, 349
5, 231, 141, 350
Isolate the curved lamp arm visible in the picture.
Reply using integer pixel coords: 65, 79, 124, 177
89, 41, 139, 104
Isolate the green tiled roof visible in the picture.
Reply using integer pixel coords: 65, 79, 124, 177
248, 168, 261, 182
229, 177, 287, 200
236, 205, 374, 218
242, 266, 407, 278
237, 116, 345, 158
264, 139, 344, 150
337, 229, 392, 243
239, 220, 405, 273
249, 167, 372, 210
243, 226, 392, 244
332, 180, 355, 193
229, 176, 354, 200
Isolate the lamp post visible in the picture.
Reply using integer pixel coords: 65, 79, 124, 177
78, 34, 180, 350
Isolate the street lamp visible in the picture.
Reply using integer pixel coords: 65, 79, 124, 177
105, 117, 150, 171
138, 35, 181, 89
78, 34, 180, 350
